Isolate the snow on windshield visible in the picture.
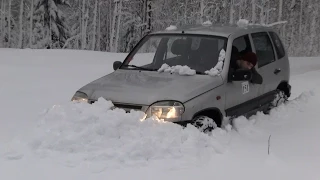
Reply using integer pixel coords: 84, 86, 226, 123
158, 63, 196, 75
205, 49, 226, 76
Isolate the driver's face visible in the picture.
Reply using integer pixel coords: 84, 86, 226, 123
240, 60, 254, 70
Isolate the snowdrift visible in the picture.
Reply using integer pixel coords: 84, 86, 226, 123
1, 49, 320, 179
28, 98, 228, 168
23, 90, 316, 170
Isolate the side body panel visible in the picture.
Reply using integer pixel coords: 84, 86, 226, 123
251, 31, 290, 101
182, 76, 226, 120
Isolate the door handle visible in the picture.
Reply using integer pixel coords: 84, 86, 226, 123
274, 68, 281, 74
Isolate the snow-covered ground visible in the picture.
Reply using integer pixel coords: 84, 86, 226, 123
0, 48, 320, 180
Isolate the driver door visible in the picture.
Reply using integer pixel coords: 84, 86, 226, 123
225, 35, 260, 118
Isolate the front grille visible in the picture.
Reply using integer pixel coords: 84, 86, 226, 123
113, 103, 142, 110
89, 100, 143, 112
88, 100, 95, 104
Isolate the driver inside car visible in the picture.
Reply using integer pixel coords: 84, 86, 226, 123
230, 47, 263, 84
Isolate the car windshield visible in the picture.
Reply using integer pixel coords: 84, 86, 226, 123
121, 34, 227, 74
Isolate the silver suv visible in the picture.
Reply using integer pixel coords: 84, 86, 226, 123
71, 23, 291, 133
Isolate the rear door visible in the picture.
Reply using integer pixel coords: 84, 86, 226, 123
268, 31, 289, 82
251, 32, 283, 104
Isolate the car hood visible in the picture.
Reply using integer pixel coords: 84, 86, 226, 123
78, 70, 223, 105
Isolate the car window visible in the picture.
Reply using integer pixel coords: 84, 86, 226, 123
165, 36, 187, 59
232, 35, 252, 55
123, 35, 227, 73
251, 32, 275, 68
269, 31, 286, 59
129, 36, 162, 66
230, 35, 252, 69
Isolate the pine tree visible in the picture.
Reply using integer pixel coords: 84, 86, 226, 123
34, 0, 70, 48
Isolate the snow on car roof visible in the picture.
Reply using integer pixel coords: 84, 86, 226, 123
151, 23, 272, 37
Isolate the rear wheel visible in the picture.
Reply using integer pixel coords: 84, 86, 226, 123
272, 90, 288, 107
191, 115, 218, 133
265, 90, 288, 114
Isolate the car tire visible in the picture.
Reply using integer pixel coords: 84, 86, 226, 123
191, 115, 218, 133
272, 90, 288, 107
265, 90, 288, 114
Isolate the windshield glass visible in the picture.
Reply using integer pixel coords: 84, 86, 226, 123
121, 34, 227, 74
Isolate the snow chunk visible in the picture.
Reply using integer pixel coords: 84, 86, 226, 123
158, 63, 196, 76
237, 19, 249, 28
166, 25, 177, 31
158, 63, 170, 72
202, 20, 212, 26
205, 49, 225, 76
28, 98, 225, 167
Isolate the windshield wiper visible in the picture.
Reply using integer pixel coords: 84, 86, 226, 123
122, 64, 157, 71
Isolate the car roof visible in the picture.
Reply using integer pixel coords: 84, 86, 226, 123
150, 23, 274, 37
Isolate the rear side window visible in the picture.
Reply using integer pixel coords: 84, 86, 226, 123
269, 31, 286, 59
251, 32, 275, 68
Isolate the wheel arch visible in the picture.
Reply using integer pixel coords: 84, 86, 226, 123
277, 81, 291, 97
192, 108, 223, 127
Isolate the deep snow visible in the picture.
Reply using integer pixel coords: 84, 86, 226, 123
0, 48, 320, 180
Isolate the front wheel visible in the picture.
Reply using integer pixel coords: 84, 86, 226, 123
191, 116, 218, 133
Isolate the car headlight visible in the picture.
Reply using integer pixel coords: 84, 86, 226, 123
146, 101, 184, 121
71, 91, 89, 103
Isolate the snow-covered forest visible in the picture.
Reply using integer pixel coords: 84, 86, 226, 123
0, 0, 319, 56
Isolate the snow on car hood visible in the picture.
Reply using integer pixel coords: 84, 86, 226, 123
79, 70, 223, 105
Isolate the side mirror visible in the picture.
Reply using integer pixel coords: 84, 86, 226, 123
231, 69, 252, 81
113, 61, 122, 70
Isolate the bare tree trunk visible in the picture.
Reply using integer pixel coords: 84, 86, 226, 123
81, 0, 86, 49
84, 8, 89, 47
109, 0, 118, 52
97, 0, 101, 51
318, 3, 320, 55
309, 1, 317, 56
258, 1, 265, 24
238, 0, 243, 19
184, 0, 188, 24
278, 0, 283, 21
8, 0, 11, 47
107, 0, 112, 51
266, 0, 270, 24
92, 0, 98, 50
114, 0, 123, 52
146, 0, 151, 33
142, 0, 146, 23
29, 0, 34, 47
48, 13, 52, 48
200, 0, 205, 23
18, 0, 24, 48
299, 0, 303, 41
252, 0, 256, 23
229, 0, 234, 24
1, 0, 5, 46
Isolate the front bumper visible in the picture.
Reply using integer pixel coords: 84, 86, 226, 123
89, 99, 185, 123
